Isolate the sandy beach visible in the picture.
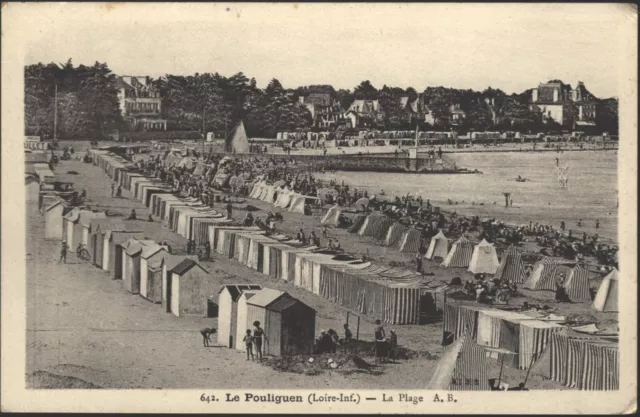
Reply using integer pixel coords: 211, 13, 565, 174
26, 155, 617, 389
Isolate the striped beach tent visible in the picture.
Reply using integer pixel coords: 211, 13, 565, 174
468, 239, 500, 275
347, 214, 366, 233
523, 257, 559, 291
441, 236, 474, 268
563, 265, 592, 302
398, 228, 422, 253
383, 222, 407, 246
494, 245, 527, 283
425, 230, 449, 260
427, 333, 490, 391
357, 213, 392, 239
592, 269, 618, 312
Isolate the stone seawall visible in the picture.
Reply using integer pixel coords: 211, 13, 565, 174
233, 153, 474, 174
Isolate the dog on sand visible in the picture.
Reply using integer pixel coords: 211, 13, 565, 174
200, 328, 217, 347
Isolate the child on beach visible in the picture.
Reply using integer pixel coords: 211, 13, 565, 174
242, 330, 254, 361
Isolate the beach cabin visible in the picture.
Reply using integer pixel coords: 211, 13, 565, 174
139, 243, 168, 301
166, 258, 211, 317
246, 288, 316, 357
62, 208, 83, 250
145, 253, 169, 304
217, 284, 262, 348
79, 211, 107, 248
235, 290, 262, 352
122, 239, 155, 294
44, 200, 70, 240
264, 294, 316, 357
89, 218, 125, 268
26, 176, 40, 202
104, 230, 144, 276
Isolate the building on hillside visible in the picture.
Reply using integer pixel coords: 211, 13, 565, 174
299, 93, 344, 129
530, 80, 598, 129
116, 76, 167, 131
448, 104, 467, 126
345, 99, 384, 128
399, 96, 421, 125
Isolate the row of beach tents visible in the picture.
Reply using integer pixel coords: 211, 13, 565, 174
249, 181, 322, 214
324, 206, 618, 312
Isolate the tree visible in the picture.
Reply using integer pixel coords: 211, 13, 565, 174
354, 80, 378, 100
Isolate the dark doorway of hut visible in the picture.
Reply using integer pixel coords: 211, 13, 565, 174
165, 272, 173, 313
114, 245, 124, 279
419, 293, 442, 325
206, 297, 218, 318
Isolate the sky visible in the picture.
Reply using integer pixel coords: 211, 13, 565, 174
19, 3, 633, 98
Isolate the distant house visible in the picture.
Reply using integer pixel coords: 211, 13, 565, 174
399, 96, 421, 124
449, 104, 467, 126
299, 93, 344, 129
345, 99, 384, 128
116, 76, 167, 131
530, 80, 598, 129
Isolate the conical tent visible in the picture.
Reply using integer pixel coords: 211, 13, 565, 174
441, 236, 474, 268
225, 120, 250, 154
563, 265, 592, 302
398, 228, 422, 253
427, 334, 490, 391
494, 245, 527, 283
347, 214, 366, 233
593, 269, 618, 312
426, 230, 449, 260
384, 222, 408, 246
321, 205, 341, 227
468, 239, 500, 275
523, 257, 559, 291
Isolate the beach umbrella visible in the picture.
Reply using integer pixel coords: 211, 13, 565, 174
355, 197, 369, 211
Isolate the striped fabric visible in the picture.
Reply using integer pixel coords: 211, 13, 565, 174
347, 215, 366, 233
544, 332, 619, 390
564, 266, 592, 302
358, 214, 393, 239
442, 303, 458, 346
517, 320, 564, 369
494, 245, 527, 283
398, 228, 422, 253
523, 257, 559, 291
441, 237, 474, 268
449, 335, 491, 391
456, 306, 478, 339
384, 222, 408, 246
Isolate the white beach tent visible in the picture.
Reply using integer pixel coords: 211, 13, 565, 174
425, 230, 449, 260
593, 269, 618, 312
467, 239, 500, 275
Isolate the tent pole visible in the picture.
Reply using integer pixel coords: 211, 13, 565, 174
522, 350, 537, 389
497, 354, 505, 388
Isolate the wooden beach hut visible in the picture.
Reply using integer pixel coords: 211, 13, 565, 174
217, 284, 262, 348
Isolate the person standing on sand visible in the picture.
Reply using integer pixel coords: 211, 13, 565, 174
59, 240, 68, 263
242, 329, 254, 361
253, 321, 267, 361
374, 319, 386, 363
226, 201, 233, 219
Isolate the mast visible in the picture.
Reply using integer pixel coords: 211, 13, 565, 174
53, 83, 58, 143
